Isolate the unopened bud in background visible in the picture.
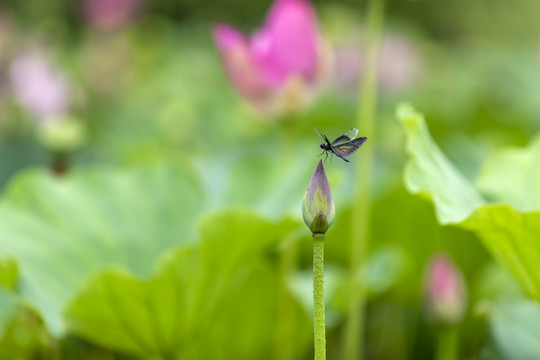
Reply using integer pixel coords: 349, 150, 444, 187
424, 253, 467, 324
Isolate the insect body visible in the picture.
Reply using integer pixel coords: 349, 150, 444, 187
313, 125, 367, 162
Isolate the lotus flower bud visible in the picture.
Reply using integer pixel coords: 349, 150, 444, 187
213, 0, 329, 118
424, 253, 467, 324
302, 160, 335, 234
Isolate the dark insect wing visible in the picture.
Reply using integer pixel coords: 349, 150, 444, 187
331, 134, 351, 145
331, 150, 350, 162
313, 125, 331, 144
314, 125, 365, 162
331, 128, 359, 146
333, 137, 368, 157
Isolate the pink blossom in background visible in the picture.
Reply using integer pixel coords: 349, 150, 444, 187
333, 31, 420, 94
82, 0, 142, 31
213, 0, 327, 117
9, 51, 70, 121
378, 34, 420, 91
81, 36, 134, 95
424, 253, 467, 324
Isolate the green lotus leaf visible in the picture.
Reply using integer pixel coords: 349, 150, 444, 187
64, 211, 311, 358
476, 136, 540, 211
0, 289, 18, 338
488, 301, 540, 360
397, 103, 485, 224
0, 163, 203, 335
397, 103, 540, 302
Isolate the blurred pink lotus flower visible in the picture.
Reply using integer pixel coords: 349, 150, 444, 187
378, 34, 420, 91
333, 32, 420, 94
81, 0, 142, 31
424, 253, 467, 324
213, 0, 327, 117
9, 51, 70, 121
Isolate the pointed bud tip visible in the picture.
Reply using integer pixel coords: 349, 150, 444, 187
315, 159, 324, 173
309, 159, 327, 188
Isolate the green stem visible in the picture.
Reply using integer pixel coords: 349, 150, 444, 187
436, 326, 458, 360
313, 233, 326, 360
344, 0, 385, 359
51, 151, 69, 176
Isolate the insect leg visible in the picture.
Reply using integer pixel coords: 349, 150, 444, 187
337, 153, 349, 162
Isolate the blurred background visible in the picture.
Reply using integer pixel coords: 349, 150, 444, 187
1, 0, 540, 359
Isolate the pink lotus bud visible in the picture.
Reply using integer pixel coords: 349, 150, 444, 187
8, 51, 70, 121
213, 0, 327, 117
424, 253, 467, 324
81, 0, 142, 31
302, 160, 335, 234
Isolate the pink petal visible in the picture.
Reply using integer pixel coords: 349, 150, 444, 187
250, 0, 320, 88
213, 24, 270, 106
213, 24, 247, 53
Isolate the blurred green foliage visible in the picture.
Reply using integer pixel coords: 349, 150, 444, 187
398, 105, 540, 304
1, 0, 540, 359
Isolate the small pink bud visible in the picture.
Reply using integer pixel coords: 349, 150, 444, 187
424, 253, 467, 324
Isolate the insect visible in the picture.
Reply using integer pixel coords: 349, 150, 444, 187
313, 125, 368, 162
